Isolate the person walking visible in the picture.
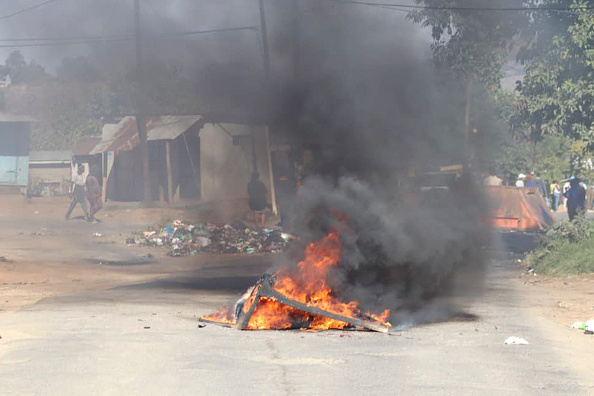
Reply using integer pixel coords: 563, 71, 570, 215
86, 172, 103, 223
562, 180, 571, 208
564, 177, 586, 221
525, 174, 535, 187
551, 180, 561, 211
534, 172, 549, 205
515, 174, 525, 187
247, 171, 267, 229
65, 164, 90, 221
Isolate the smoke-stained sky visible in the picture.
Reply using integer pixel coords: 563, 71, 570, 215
0, 0, 429, 75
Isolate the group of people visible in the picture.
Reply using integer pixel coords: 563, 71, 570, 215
515, 173, 588, 221
484, 170, 590, 221
65, 164, 103, 223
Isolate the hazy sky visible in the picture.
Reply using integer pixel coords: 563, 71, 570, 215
0, 0, 429, 74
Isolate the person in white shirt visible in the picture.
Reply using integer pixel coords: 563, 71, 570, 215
515, 173, 525, 187
65, 164, 90, 221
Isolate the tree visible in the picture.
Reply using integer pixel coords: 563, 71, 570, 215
407, 1, 525, 168
57, 57, 101, 83
514, 1, 593, 145
407, 1, 524, 85
0, 50, 48, 84
30, 84, 105, 151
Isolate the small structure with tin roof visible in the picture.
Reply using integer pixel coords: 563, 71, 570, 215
28, 150, 72, 196
79, 115, 276, 215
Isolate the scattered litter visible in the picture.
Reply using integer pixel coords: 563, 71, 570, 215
92, 233, 103, 237
504, 336, 529, 345
33, 211, 39, 214
198, 324, 206, 328
572, 320, 594, 332
572, 321, 586, 330
127, 220, 293, 257
144, 326, 150, 329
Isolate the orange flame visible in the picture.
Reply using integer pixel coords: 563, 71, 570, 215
202, 230, 391, 331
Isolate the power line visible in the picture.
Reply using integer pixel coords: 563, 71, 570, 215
0, 0, 59, 22
328, 0, 593, 13
0, 34, 134, 42
0, 26, 259, 48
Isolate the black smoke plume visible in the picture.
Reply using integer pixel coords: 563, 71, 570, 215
267, 2, 492, 326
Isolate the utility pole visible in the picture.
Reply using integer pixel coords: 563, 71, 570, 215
291, 0, 300, 79
258, 0, 271, 81
134, 0, 152, 203
463, 80, 473, 171
258, 0, 277, 215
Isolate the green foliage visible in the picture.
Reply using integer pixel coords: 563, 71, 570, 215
407, 1, 524, 85
527, 217, 594, 275
533, 135, 573, 181
491, 134, 572, 182
545, 216, 594, 243
0, 50, 48, 84
514, 1, 593, 144
30, 84, 106, 151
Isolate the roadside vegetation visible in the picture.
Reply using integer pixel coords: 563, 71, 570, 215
526, 217, 594, 276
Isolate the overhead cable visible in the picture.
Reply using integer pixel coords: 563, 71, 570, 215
328, 0, 593, 13
0, 26, 259, 48
0, 0, 59, 22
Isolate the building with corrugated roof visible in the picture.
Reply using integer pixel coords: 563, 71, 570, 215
75, 115, 275, 208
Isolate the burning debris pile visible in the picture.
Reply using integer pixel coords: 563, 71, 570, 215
201, 176, 489, 331
127, 220, 292, 256
201, 229, 391, 332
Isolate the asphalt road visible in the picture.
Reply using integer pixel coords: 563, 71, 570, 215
1, 239, 592, 396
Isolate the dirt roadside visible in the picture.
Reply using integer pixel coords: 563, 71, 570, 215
2, 196, 593, 321
0, 195, 267, 313
519, 273, 594, 377
1, 195, 592, 377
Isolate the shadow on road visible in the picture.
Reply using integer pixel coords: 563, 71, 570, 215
496, 231, 540, 254
110, 275, 261, 293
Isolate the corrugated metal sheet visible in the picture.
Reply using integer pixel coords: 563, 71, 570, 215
487, 186, 554, 231
30, 150, 71, 163
72, 137, 101, 156
91, 115, 202, 154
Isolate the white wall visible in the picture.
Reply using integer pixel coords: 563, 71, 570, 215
200, 123, 272, 203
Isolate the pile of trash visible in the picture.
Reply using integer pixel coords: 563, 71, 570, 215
126, 220, 293, 257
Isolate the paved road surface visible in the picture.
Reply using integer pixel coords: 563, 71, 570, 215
1, 237, 592, 395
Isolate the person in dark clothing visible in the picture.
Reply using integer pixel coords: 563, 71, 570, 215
275, 171, 296, 230
65, 164, 90, 221
534, 172, 549, 205
247, 171, 267, 229
525, 174, 535, 187
564, 177, 586, 221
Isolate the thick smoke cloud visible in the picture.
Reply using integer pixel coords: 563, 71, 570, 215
267, 2, 493, 326
1, 0, 495, 326
283, 176, 490, 327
